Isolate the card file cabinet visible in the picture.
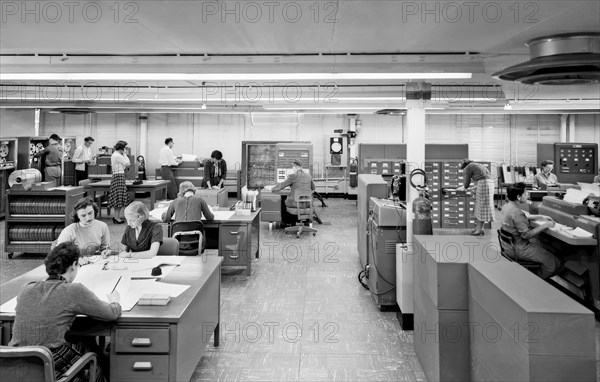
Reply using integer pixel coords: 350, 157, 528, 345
4, 187, 85, 257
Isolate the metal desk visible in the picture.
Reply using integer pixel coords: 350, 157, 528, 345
85, 179, 170, 217
0, 256, 222, 382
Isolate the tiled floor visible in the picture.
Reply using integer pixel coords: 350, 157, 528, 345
1, 197, 599, 381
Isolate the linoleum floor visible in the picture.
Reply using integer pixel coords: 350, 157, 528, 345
1, 197, 599, 381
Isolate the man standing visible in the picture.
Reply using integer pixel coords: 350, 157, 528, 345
533, 160, 558, 188
158, 138, 182, 199
34, 133, 63, 186
72, 136, 96, 185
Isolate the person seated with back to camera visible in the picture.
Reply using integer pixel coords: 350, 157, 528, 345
9, 242, 121, 382
118, 201, 163, 259
54, 197, 112, 260
499, 182, 563, 279
162, 181, 215, 253
267, 159, 315, 226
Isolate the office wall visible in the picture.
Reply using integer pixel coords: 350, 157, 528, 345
0, 110, 598, 179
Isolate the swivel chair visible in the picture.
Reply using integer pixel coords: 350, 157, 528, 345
285, 191, 318, 238
171, 221, 205, 256
497, 229, 542, 274
0, 345, 97, 382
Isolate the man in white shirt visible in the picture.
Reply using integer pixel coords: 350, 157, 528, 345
158, 137, 182, 199
72, 136, 96, 185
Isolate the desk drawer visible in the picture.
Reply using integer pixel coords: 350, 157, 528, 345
114, 327, 170, 353
113, 354, 169, 381
220, 224, 248, 251
261, 211, 281, 222
221, 250, 248, 266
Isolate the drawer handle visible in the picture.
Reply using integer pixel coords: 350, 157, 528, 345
229, 253, 239, 259
132, 338, 152, 347
229, 231, 240, 235
133, 361, 153, 371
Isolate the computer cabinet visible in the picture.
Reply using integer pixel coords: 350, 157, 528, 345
5, 187, 85, 258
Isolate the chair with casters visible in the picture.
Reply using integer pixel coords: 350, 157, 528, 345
0, 345, 97, 382
496, 229, 542, 273
285, 190, 318, 238
157, 237, 179, 256
171, 221, 205, 256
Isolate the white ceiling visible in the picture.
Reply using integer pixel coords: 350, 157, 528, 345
1, 0, 599, 113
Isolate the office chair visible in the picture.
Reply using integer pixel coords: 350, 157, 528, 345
285, 190, 318, 238
157, 237, 179, 256
0, 345, 97, 382
171, 221, 205, 256
496, 229, 542, 274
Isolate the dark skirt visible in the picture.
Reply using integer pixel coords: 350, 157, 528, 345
108, 173, 129, 208
52, 342, 104, 382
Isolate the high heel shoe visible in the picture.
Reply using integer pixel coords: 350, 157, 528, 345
470, 231, 485, 236
112, 217, 125, 224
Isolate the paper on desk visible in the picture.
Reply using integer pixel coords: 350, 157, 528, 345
181, 153, 198, 161
149, 206, 168, 221
212, 210, 235, 220
563, 188, 591, 204
124, 280, 190, 310
74, 266, 126, 303
577, 182, 600, 196
0, 297, 17, 313
568, 227, 594, 238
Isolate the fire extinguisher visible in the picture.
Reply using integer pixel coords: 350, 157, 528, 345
410, 168, 433, 235
349, 158, 358, 187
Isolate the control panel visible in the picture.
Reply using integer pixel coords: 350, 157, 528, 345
554, 143, 598, 183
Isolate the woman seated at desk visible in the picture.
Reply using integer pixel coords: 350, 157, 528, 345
533, 160, 558, 189
119, 201, 163, 259
500, 182, 562, 279
54, 197, 111, 258
9, 242, 121, 382
162, 181, 215, 251
267, 159, 315, 225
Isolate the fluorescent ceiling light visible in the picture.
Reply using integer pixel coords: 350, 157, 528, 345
263, 106, 382, 110
137, 97, 408, 102
1, 72, 472, 81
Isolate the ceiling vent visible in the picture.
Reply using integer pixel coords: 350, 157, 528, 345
493, 33, 600, 85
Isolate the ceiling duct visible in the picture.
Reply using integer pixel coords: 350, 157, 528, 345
493, 33, 600, 85
50, 108, 95, 114
376, 109, 404, 115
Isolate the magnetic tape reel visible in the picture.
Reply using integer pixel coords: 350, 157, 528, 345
36, 143, 44, 152
0, 144, 9, 158
64, 141, 72, 152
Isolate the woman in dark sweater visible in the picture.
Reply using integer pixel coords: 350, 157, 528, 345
9, 242, 121, 381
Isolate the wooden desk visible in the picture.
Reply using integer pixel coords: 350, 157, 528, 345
0, 256, 222, 382
85, 179, 170, 217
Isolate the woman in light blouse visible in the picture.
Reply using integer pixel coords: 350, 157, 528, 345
108, 140, 130, 224
54, 197, 111, 257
